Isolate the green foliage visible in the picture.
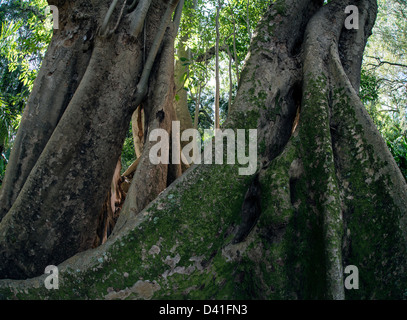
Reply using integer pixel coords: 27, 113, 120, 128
362, 0, 407, 181
0, 0, 52, 184
386, 131, 407, 179
188, 87, 230, 134
176, 0, 269, 136
121, 124, 136, 174
359, 68, 379, 104
366, 101, 407, 179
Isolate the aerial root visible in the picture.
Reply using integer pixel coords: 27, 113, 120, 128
131, 0, 180, 109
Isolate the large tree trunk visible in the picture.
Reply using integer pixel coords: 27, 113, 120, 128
0, 0, 95, 221
0, 0, 406, 300
0, 0, 181, 279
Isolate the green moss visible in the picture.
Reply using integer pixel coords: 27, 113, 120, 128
274, 0, 287, 16
229, 110, 260, 131
258, 91, 268, 104
331, 89, 407, 299
259, 139, 266, 156
246, 86, 268, 112
2, 71, 406, 301
268, 91, 282, 119
0, 162, 255, 300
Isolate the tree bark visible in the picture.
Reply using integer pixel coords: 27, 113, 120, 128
0, 0, 406, 301
131, 106, 145, 159
0, 0, 180, 279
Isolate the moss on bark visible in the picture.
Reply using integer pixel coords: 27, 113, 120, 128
1, 0, 406, 301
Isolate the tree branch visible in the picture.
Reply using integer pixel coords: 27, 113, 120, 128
194, 44, 229, 63
199, 108, 213, 124
173, 0, 185, 36
100, 0, 121, 36
366, 56, 407, 69
128, 0, 153, 37
108, 0, 128, 35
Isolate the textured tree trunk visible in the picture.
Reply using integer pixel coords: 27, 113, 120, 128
0, 0, 406, 300
0, 0, 181, 279
0, 0, 95, 221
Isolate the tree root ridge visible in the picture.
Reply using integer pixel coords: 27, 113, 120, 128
0, 0, 178, 280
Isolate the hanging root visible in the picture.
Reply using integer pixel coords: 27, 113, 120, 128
108, 0, 128, 36
99, 0, 128, 36
128, 0, 153, 38
173, 0, 185, 35
99, 0, 120, 36
299, 0, 351, 300
131, 0, 180, 109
